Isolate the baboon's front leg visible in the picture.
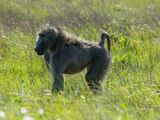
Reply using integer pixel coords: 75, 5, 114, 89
51, 71, 64, 93
50, 54, 67, 93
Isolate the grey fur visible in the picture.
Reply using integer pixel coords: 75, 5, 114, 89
35, 25, 111, 94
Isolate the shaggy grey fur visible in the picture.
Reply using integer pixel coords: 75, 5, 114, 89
35, 25, 111, 94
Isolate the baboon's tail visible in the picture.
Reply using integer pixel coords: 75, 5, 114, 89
99, 31, 110, 52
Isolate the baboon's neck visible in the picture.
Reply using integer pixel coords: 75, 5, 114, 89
48, 33, 62, 52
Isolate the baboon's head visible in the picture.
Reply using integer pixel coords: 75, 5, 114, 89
35, 25, 58, 55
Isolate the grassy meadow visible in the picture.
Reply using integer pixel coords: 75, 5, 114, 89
0, 0, 160, 119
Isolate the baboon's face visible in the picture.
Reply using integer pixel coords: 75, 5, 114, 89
35, 28, 58, 55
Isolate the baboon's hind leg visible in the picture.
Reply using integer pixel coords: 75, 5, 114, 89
85, 58, 108, 94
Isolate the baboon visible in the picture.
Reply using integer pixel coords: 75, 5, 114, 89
34, 25, 111, 94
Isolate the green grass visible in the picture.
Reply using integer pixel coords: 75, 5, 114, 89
0, 0, 160, 120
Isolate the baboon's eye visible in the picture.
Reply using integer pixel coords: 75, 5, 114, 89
39, 33, 45, 37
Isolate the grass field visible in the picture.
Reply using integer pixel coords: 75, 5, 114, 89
0, 0, 160, 120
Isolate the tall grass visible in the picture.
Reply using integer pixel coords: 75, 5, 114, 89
0, 0, 160, 119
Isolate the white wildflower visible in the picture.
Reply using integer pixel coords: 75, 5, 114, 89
38, 109, 44, 115
23, 115, 33, 120
0, 111, 5, 118
20, 107, 28, 114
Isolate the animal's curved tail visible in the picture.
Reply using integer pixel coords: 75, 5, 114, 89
99, 31, 110, 52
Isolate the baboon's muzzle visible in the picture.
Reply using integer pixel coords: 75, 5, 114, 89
34, 47, 45, 55
34, 44, 47, 55
35, 37, 47, 55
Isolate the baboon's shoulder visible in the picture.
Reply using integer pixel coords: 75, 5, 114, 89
58, 30, 97, 48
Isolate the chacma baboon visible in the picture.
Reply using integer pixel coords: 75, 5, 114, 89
34, 25, 111, 94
